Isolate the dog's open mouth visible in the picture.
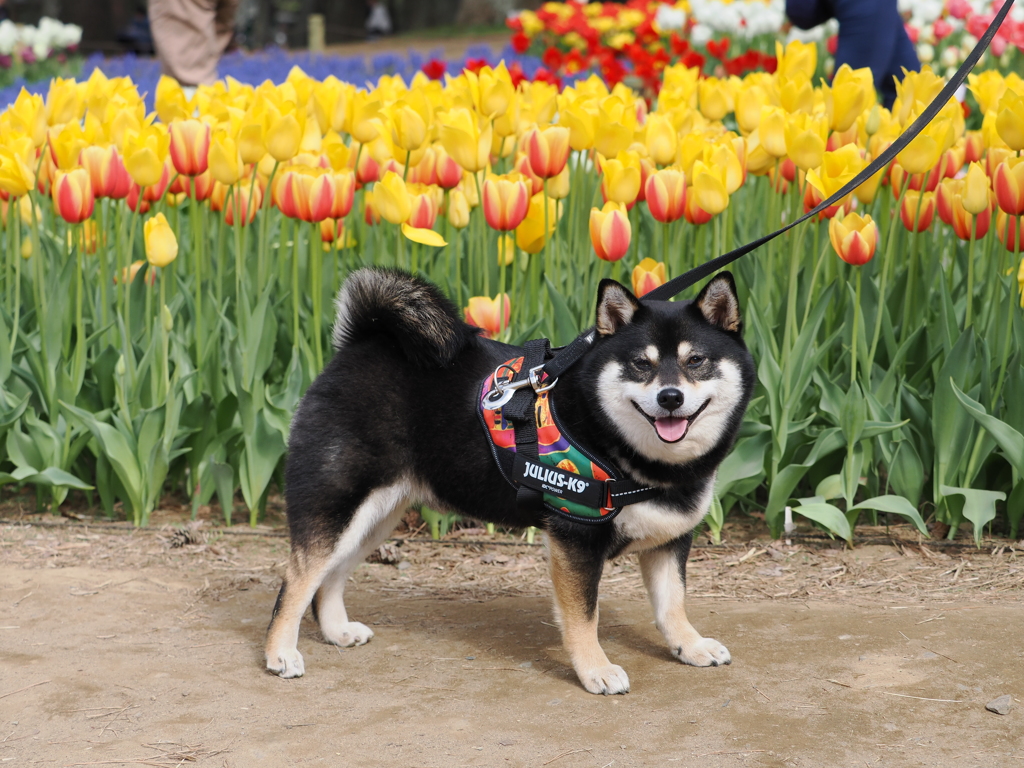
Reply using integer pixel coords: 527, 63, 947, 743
632, 399, 710, 443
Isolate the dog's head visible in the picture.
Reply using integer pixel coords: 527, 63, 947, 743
578, 273, 756, 469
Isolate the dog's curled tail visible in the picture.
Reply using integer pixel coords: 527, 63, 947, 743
331, 268, 478, 367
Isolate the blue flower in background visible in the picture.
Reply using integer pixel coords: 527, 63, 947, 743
0, 45, 546, 110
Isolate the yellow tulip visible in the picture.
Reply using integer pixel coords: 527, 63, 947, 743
778, 74, 814, 115
447, 187, 471, 229
155, 75, 191, 124
593, 96, 636, 159
349, 93, 383, 145
209, 132, 243, 185
45, 77, 84, 127
389, 102, 427, 153
698, 77, 734, 122
439, 108, 492, 174
775, 39, 817, 80
807, 144, 865, 203
708, 139, 745, 194
123, 126, 170, 188
266, 111, 302, 163
8, 89, 48, 147
559, 98, 597, 151
735, 83, 769, 135
827, 65, 874, 132
0, 143, 36, 197
477, 63, 514, 118
373, 171, 411, 225
144, 212, 178, 268
759, 106, 788, 158
643, 113, 676, 167
497, 234, 516, 267
516, 191, 560, 254
48, 121, 90, 170
784, 112, 828, 171
238, 116, 266, 165
545, 165, 571, 200
995, 89, 1024, 152
962, 162, 991, 215
691, 160, 729, 215
600, 151, 642, 205
967, 70, 1007, 116
897, 116, 951, 175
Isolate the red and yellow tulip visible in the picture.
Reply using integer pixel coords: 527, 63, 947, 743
829, 211, 878, 266
590, 202, 631, 262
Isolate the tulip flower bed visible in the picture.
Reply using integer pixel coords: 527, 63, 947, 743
1, 48, 1023, 546
507, 0, 1024, 95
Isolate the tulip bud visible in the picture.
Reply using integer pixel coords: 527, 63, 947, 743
631, 257, 667, 297
20, 237, 32, 260
645, 168, 687, 223
464, 294, 510, 339
115, 355, 126, 377
600, 151, 642, 206
52, 168, 95, 224
590, 202, 631, 262
373, 171, 412, 225
864, 105, 881, 137
995, 88, 1024, 152
524, 125, 571, 179
162, 305, 174, 333
962, 162, 991, 215
829, 212, 878, 266
497, 234, 515, 267
545, 165, 570, 200
169, 119, 211, 177
899, 190, 936, 232
993, 158, 1024, 215
266, 113, 303, 163
995, 210, 1021, 253
144, 212, 179, 268
482, 175, 530, 231
447, 188, 470, 229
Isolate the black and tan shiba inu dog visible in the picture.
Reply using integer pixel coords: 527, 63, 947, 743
265, 268, 756, 695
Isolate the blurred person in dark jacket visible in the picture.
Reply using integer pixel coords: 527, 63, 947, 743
786, 0, 919, 107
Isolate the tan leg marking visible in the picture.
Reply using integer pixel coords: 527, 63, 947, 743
265, 549, 333, 678
639, 544, 731, 667
548, 539, 629, 695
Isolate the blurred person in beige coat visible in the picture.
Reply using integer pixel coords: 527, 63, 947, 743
148, 0, 238, 88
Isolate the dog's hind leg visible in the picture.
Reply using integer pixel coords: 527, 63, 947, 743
548, 537, 630, 695
639, 532, 731, 667
313, 482, 412, 648
265, 480, 413, 678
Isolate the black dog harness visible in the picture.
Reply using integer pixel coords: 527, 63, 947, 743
477, 2, 1013, 524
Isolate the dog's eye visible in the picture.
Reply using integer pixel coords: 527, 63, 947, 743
632, 358, 653, 372
688, 355, 706, 367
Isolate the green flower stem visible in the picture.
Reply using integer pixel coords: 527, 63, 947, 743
866, 181, 909, 378
257, 161, 280, 295
851, 265, 863, 387
291, 218, 301, 351
899, 206, 923, 345
965, 216, 978, 329
9, 220, 20, 358
992, 214, 1022, 410
311, 223, 323, 371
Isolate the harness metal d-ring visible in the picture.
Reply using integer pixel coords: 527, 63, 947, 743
529, 365, 557, 394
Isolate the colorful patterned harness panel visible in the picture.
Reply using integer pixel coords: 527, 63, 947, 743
480, 356, 615, 520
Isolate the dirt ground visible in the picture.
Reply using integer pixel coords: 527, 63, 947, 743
1, 514, 1023, 768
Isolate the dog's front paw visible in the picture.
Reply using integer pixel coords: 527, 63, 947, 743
321, 620, 374, 648
673, 637, 731, 667
577, 663, 630, 695
266, 647, 305, 678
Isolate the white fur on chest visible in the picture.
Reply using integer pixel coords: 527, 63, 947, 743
614, 482, 713, 553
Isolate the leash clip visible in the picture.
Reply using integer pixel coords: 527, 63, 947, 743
482, 364, 558, 410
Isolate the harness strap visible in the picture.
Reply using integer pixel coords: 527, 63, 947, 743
508, 339, 549, 514
537, 0, 1015, 384
492, 447, 663, 510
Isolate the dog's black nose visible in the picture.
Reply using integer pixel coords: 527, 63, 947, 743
657, 388, 684, 411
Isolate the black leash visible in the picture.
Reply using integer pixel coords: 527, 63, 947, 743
540, 0, 1015, 383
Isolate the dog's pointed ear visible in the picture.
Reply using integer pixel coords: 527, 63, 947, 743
596, 279, 641, 336
695, 272, 741, 332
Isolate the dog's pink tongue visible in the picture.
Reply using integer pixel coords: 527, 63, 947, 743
655, 417, 689, 442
